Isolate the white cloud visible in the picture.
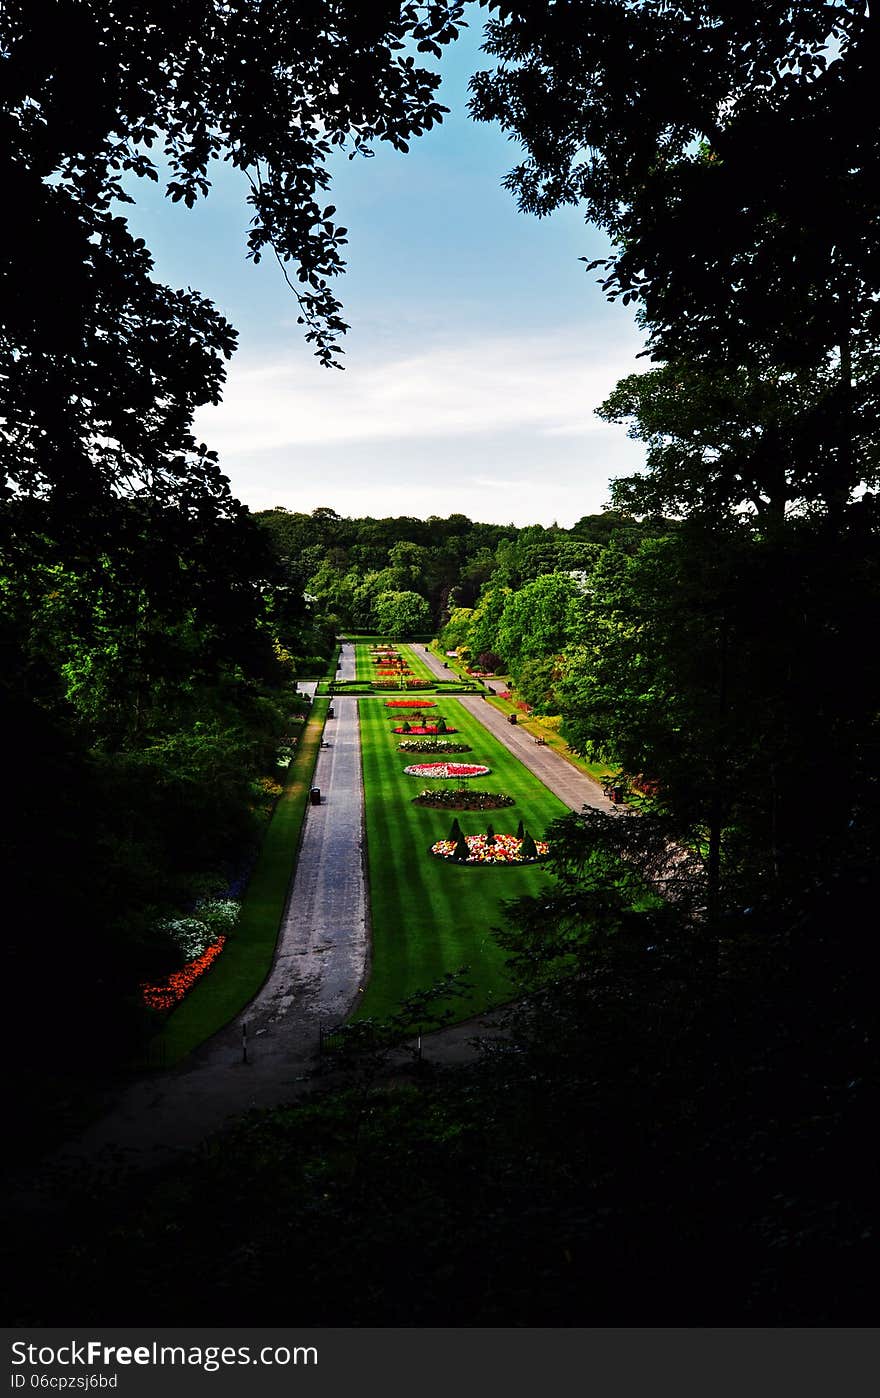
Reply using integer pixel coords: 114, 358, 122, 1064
194, 325, 644, 454
193, 323, 648, 525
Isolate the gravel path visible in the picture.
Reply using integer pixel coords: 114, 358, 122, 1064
56, 650, 369, 1170
413, 645, 613, 813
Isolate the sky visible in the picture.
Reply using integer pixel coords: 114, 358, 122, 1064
124, 6, 648, 528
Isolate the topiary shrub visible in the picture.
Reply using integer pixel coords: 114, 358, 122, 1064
449, 817, 463, 843
486, 823, 496, 847
453, 831, 470, 862
520, 829, 538, 860
516, 818, 524, 840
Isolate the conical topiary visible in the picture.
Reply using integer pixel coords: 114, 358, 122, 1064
401, 719, 411, 733
516, 818, 524, 840
486, 823, 496, 847
437, 717, 448, 734
453, 831, 471, 862
520, 829, 538, 861
449, 817, 463, 843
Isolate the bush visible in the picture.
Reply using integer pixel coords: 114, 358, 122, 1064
453, 832, 471, 862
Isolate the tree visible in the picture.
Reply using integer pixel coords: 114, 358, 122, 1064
496, 573, 584, 677
438, 605, 475, 653
470, 2, 880, 515
556, 521, 880, 911
598, 359, 876, 525
374, 590, 432, 637
468, 585, 512, 663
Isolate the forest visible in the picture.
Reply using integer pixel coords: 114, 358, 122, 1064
2, 0, 877, 1328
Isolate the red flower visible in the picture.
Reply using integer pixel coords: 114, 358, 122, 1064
140, 936, 226, 1011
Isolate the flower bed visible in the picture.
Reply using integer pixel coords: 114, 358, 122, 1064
404, 679, 432, 689
403, 762, 490, 778
385, 699, 436, 708
430, 834, 548, 864
141, 936, 226, 1011
392, 723, 456, 734
399, 740, 472, 753
413, 789, 514, 809
377, 667, 411, 675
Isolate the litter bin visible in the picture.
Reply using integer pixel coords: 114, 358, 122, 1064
310, 787, 321, 806
327, 707, 335, 718
507, 712, 518, 725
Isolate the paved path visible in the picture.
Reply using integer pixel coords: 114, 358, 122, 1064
337, 640, 356, 681
413, 645, 613, 813
55, 651, 369, 1171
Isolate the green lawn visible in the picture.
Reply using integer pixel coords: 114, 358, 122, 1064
346, 639, 478, 695
143, 697, 330, 1067
355, 694, 568, 1025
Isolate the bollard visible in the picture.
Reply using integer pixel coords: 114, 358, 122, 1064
241, 1019, 248, 1064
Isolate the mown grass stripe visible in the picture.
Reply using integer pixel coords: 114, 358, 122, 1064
355, 692, 568, 1025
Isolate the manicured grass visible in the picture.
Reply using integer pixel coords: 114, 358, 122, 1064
145, 697, 330, 1067
355, 694, 569, 1025
347, 640, 479, 695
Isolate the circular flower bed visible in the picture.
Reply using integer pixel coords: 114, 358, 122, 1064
399, 740, 472, 754
413, 789, 514, 809
385, 699, 436, 708
392, 724, 457, 735
404, 762, 490, 779
430, 834, 549, 864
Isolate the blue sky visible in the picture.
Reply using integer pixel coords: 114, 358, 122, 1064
126, 7, 647, 527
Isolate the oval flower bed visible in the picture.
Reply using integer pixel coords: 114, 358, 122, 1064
399, 740, 472, 754
403, 762, 490, 779
430, 834, 549, 864
392, 724, 457, 735
385, 699, 436, 708
413, 789, 514, 809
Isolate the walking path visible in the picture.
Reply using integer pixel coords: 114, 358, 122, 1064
55, 648, 368, 1170
413, 645, 614, 813
38, 638, 577, 1180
